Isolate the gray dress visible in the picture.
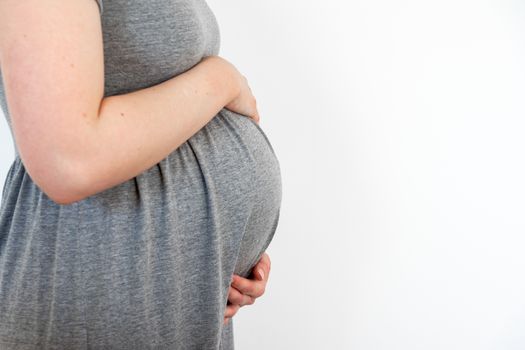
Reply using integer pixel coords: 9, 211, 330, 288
0, 0, 282, 348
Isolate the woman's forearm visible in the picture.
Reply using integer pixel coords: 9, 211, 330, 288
62, 57, 239, 205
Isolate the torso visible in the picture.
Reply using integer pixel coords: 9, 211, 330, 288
0, 1, 282, 348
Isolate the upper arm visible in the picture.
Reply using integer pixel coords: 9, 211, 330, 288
0, 0, 104, 204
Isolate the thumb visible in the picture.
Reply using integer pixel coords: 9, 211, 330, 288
255, 266, 265, 281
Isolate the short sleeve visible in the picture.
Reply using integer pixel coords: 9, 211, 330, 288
94, 0, 103, 15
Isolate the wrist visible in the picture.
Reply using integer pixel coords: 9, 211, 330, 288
201, 55, 240, 104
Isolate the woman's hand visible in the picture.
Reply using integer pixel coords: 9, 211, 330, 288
201, 55, 260, 124
223, 252, 271, 325
224, 72, 260, 124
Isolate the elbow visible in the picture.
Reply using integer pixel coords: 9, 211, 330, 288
46, 187, 85, 206
24, 155, 92, 206
45, 176, 90, 206
49, 164, 92, 206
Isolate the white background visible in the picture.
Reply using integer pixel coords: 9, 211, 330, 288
3, 0, 525, 349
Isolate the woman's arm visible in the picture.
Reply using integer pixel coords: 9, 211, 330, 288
0, 0, 240, 205
77, 58, 238, 205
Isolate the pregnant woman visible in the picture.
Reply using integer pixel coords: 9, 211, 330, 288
0, 0, 282, 348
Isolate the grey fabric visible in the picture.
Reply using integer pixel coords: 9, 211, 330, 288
0, 0, 282, 349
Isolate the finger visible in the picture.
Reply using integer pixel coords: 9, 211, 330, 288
224, 303, 241, 318
227, 285, 244, 305
259, 252, 271, 271
253, 253, 271, 281
228, 285, 255, 306
224, 317, 230, 325
254, 252, 270, 274
231, 274, 265, 298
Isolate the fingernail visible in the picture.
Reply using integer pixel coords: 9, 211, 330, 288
258, 268, 265, 280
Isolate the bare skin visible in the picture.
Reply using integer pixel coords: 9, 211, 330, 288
0, 1, 260, 205
224, 252, 272, 325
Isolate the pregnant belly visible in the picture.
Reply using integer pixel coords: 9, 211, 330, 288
0, 107, 282, 345
77, 107, 282, 277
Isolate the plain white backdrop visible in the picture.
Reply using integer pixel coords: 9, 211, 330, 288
2, 0, 525, 349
